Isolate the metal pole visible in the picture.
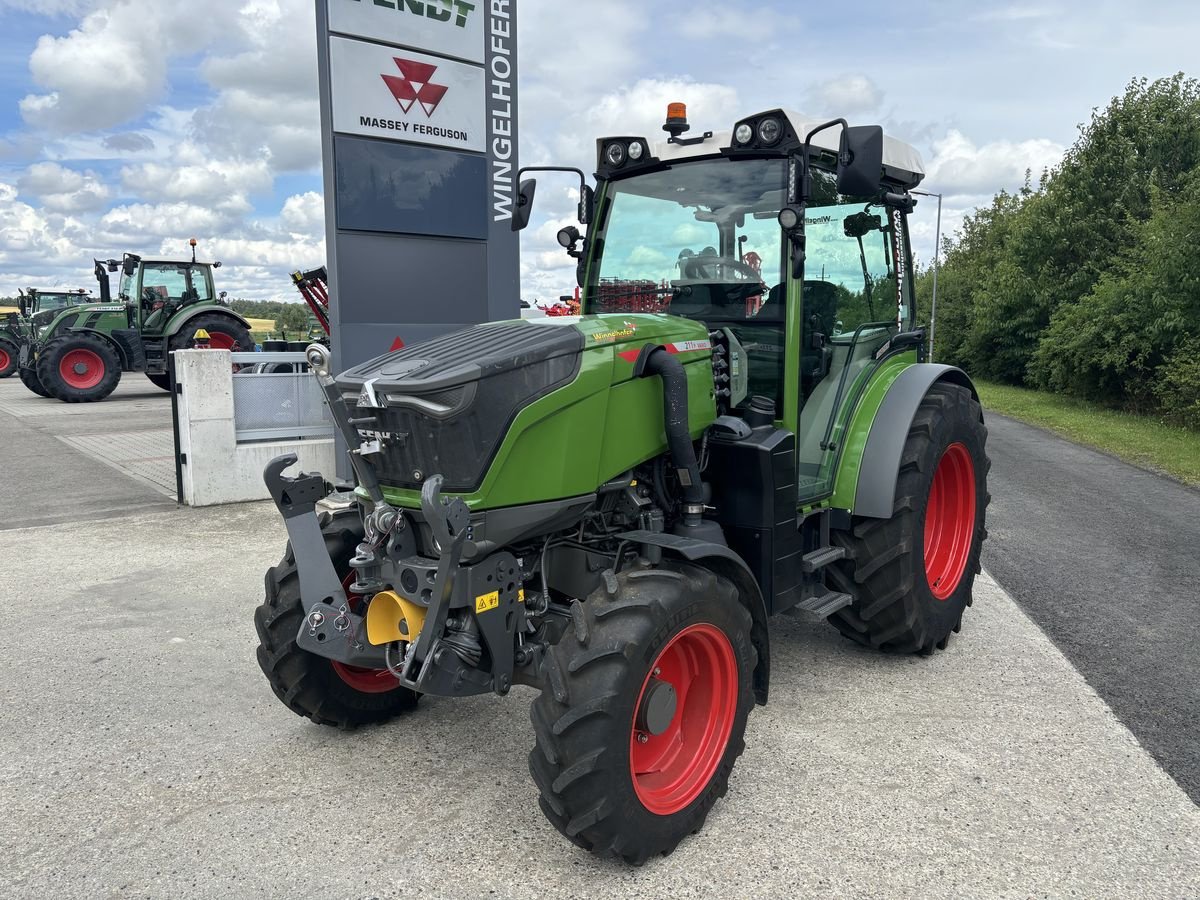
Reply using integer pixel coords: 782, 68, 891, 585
913, 189, 943, 362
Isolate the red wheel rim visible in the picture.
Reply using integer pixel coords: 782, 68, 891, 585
329, 573, 404, 694
0, 347, 10, 370
630, 622, 738, 815
924, 442, 977, 600
59, 348, 105, 389
208, 330, 237, 350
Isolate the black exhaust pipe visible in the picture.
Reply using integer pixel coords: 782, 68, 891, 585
640, 347, 704, 528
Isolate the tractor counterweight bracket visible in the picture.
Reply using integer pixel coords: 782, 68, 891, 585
262, 454, 388, 667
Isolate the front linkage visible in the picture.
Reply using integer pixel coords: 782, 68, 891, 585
263, 345, 538, 700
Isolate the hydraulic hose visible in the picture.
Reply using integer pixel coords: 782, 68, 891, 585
641, 347, 704, 527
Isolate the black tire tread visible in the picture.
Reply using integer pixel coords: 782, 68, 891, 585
36, 332, 122, 403
253, 511, 418, 729
827, 381, 990, 654
529, 562, 755, 865
19, 364, 51, 397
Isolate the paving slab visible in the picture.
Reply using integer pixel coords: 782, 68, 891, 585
0, 501, 1196, 899
0, 377, 176, 529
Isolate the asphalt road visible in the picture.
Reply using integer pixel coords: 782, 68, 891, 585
982, 413, 1200, 803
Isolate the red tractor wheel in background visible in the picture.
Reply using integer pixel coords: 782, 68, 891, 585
530, 562, 756, 864
0, 339, 17, 378
827, 382, 990, 653
36, 333, 123, 403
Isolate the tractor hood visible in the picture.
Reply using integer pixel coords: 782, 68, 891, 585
336, 314, 714, 502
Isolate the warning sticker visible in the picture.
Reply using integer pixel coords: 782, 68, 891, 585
475, 591, 500, 614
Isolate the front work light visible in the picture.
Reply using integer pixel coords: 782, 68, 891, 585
778, 207, 800, 230
757, 117, 782, 145
605, 142, 626, 167
628, 140, 644, 160
734, 123, 753, 145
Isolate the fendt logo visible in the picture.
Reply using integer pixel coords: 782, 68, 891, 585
381, 58, 448, 117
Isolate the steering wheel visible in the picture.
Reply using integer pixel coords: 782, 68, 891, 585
681, 254, 764, 283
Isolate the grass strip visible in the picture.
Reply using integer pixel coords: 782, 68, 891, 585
975, 380, 1200, 486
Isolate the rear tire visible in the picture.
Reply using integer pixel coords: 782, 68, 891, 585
37, 333, 122, 403
0, 339, 17, 378
254, 511, 419, 729
827, 381, 990, 653
19, 363, 51, 397
529, 562, 756, 864
145, 371, 172, 391
168, 312, 252, 354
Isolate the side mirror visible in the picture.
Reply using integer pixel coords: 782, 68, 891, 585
123, 259, 137, 276
511, 178, 537, 231
837, 125, 884, 197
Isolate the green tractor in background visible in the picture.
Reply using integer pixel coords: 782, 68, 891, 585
253, 106, 989, 863
19, 240, 253, 402
1, 288, 94, 382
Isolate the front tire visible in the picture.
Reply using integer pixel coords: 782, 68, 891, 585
827, 381, 990, 653
37, 333, 122, 403
529, 562, 756, 864
254, 511, 419, 728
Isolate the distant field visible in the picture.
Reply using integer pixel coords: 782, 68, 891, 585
976, 380, 1200, 486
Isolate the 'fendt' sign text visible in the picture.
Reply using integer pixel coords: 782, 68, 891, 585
346, 0, 475, 28
329, 0, 485, 64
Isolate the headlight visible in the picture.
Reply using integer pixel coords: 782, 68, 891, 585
627, 140, 644, 161
604, 142, 626, 167
757, 117, 782, 145
734, 123, 753, 145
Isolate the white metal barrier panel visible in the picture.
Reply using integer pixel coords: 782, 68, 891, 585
172, 350, 336, 506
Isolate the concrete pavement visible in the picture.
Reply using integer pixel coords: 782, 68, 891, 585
1, 500, 1197, 899
0, 374, 176, 528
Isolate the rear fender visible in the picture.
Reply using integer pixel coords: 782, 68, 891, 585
617, 529, 771, 705
851, 364, 979, 519
165, 305, 251, 339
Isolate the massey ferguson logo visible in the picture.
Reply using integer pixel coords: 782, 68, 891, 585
382, 58, 448, 117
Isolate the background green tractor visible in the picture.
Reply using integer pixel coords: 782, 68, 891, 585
20, 240, 253, 402
253, 106, 989, 863
1, 288, 93, 383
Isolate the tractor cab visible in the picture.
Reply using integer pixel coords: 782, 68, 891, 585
20, 288, 93, 319
517, 104, 925, 502
105, 239, 226, 337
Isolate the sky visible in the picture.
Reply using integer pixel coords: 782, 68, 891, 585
0, 0, 1197, 304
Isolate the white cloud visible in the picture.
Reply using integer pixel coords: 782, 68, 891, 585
279, 192, 325, 236
924, 129, 1064, 198
806, 75, 883, 116
17, 161, 110, 212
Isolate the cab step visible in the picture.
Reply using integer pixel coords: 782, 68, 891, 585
801, 545, 846, 573
796, 590, 853, 618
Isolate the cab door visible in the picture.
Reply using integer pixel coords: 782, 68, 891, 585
794, 197, 911, 502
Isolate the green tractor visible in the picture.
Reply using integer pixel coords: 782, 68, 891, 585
1, 288, 94, 381
254, 106, 989, 863
19, 240, 253, 402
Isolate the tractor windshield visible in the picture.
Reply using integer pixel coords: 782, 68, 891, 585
586, 157, 789, 406
587, 158, 786, 319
